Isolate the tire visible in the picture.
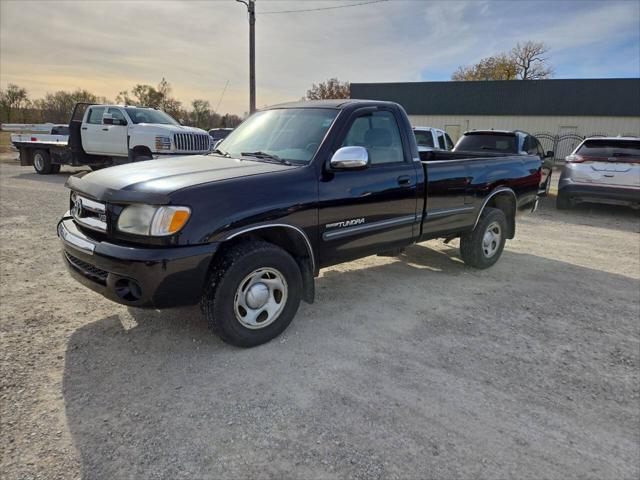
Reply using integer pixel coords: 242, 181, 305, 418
556, 192, 571, 210
459, 207, 507, 269
201, 240, 303, 348
33, 149, 53, 175
51, 164, 61, 174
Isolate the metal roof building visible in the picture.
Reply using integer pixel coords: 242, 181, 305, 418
350, 79, 640, 158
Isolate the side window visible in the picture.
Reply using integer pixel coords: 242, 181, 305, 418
445, 133, 454, 150
536, 139, 545, 157
436, 131, 446, 149
526, 136, 538, 155
86, 107, 106, 125
341, 111, 404, 165
108, 107, 126, 123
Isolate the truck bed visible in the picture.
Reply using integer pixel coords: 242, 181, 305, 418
11, 133, 69, 148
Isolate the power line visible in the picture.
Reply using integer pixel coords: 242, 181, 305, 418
260, 0, 388, 15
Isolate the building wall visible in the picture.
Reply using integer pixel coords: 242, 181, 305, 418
407, 115, 640, 142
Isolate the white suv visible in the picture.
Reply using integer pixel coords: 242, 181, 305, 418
412, 127, 454, 152
557, 137, 640, 209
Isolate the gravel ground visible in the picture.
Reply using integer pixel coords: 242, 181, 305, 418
1, 156, 639, 480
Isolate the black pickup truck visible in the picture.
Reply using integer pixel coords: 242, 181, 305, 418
59, 100, 545, 347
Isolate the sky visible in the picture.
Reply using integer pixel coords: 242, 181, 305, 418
1, 0, 639, 116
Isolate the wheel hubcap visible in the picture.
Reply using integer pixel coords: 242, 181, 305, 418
34, 154, 43, 170
234, 267, 287, 329
482, 222, 501, 258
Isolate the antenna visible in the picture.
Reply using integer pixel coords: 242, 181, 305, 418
215, 80, 230, 113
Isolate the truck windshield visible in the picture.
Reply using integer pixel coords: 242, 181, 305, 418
124, 107, 179, 125
218, 108, 339, 163
456, 133, 517, 153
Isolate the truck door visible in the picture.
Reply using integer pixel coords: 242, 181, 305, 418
81, 106, 106, 155
318, 108, 419, 266
101, 107, 129, 156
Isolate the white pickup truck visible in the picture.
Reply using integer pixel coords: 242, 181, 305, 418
412, 126, 455, 152
10, 103, 211, 174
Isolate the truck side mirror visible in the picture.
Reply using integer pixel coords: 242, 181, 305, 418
545, 151, 554, 158
102, 113, 114, 125
330, 146, 369, 170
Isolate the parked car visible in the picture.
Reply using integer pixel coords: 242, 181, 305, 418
58, 100, 546, 347
208, 128, 234, 142
11, 103, 211, 174
453, 129, 554, 196
413, 127, 454, 152
557, 136, 640, 209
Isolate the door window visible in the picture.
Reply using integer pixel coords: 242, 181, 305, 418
107, 107, 126, 123
341, 111, 404, 164
86, 107, 106, 124
444, 133, 454, 150
526, 135, 541, 155
436, 131, 446, 149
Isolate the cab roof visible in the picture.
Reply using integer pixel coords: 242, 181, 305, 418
267, 99, 402, 110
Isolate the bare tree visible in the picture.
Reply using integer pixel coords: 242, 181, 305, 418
511, 41, 553, 80
306, 78, 350, 100
451, 41, 553, 81
0, 84, 29, 122
452, 53, 518, 81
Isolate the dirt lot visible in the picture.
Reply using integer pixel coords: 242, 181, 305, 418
1, 155, 639, 480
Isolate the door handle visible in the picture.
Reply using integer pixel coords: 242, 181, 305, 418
81, 127, 87, 130
102, 128, 109, 131
397, 175, 411, 186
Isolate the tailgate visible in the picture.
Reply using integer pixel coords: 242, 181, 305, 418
572, 160, 640, 188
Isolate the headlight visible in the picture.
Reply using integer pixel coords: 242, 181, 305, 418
117, 205, 190, 236
155, 136, 172, 151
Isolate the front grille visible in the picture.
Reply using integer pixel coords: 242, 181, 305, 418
65, 251, 108, 285
174, 133, 210, 152
71, 193, 107, 232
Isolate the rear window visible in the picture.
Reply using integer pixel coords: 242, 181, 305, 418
414, 130, 434, 148
455, 133, 517, 153
577, 139, 640, 159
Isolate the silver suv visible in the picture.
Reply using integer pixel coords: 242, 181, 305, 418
557, 137, 640, 210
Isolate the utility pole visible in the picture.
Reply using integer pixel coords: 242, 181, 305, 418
236, 0, 256, 114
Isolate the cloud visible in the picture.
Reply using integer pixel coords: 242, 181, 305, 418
1, 0, 638, 115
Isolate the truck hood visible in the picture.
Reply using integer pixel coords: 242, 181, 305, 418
66, 155, 296, 204
134, 123, 207, 135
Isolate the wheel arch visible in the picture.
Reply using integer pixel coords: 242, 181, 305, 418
218, 224, 316, 304
130, 145, 153, 159
475, 187, 517, 239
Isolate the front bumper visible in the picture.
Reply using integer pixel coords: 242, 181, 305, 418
58, 217, 218, 308
558, 180, 640, 205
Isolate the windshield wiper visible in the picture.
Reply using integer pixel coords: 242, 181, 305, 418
241, 151, 292, 165
210, 148, 230, 157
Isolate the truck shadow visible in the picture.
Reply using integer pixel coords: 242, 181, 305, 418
15, 169, 87, 185
61, 245, 639, 479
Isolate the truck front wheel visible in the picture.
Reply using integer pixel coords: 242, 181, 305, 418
459, 207, 507, 269
33, 149, 53, 175
201, 240, 303, 347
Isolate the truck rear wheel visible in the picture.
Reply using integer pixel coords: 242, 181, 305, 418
201, 240, 303, 348
459, 207, 507, 269
33, 149, 53, 175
